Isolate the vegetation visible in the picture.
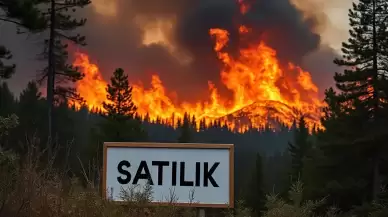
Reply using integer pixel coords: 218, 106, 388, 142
288, 116, 311, 185
178, 112, 192, 143
1, 0, 388, 216
34, 0, 92, 139
245, 153, 266, 216
98, 68, 145, 142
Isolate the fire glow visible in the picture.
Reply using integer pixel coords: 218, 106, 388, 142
71, 23, 324, 132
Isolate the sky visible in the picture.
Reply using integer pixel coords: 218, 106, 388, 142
309, 0, 352, 51
1, 0, 353, 99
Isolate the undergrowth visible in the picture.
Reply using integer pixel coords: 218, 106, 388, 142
0, 142, 345, 217
0, 117, 387, 217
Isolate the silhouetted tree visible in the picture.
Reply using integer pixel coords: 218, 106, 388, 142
288, 116, 311, 183
37, 0, 91, 139
103, 68, 136, 120
199, 119, 206, 131
17, 81, 45, 142
324, 0, 388, 201
0, 82, 15, 116
246, 152, 266, 217
100, 68, 146, 141
191, 115, 196, 130
178, 112, 191, 143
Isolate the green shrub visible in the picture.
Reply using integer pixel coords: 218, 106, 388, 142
261, 180, 343, 217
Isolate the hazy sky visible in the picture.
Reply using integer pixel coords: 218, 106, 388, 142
315, 0, 352, 51
1, 0, 353, 96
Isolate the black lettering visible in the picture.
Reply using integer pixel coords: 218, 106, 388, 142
195, 162, 201, 187
203, 162, 220, 187
152, 161, 169, 185
172, 161, 177, 186
117, 160, 131, 184
180, 162, 194, 186
133, 161, 154, 185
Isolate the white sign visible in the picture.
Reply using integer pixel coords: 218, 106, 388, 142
102, 142, 234, 208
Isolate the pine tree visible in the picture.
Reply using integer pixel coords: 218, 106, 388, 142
17, 81, 45, 134
178, 112, 191, 143
0, 82, 16, 116
288, 116, 311, 183
329, 0, 388, 201
176, 117, 182, 128
199, 119, 206, 131
100, 68, 145, 141
191, 115, 196, 130
35, 0, 91, 139
103, 68, 137, 121
315, 88, 371, 209
144, 112, 150, 123
246, 153, 266, 217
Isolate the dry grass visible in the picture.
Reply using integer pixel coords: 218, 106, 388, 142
0, 140, 203, 217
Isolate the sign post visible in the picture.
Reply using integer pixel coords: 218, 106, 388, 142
102, 142, 234, 208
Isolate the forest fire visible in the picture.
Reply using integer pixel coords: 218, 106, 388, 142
72, 23, 324, 132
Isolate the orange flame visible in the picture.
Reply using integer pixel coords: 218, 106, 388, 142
73, 53, 107, 111
72, 25, 324, 132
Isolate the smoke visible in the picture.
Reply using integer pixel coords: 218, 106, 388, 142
5, 0, 341, 101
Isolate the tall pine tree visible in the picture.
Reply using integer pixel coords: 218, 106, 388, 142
17, 81, 45, 141
35, 0, 91, 139
328, 0, 388, 201
315, 88, 371, 209
103, 68, 136, 121
100, 68, 145, 141
0, 82, 15, 116
288, 116, 311, 184
245, 153, 266, 217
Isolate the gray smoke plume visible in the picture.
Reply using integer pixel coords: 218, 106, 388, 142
4, 0, 340, 101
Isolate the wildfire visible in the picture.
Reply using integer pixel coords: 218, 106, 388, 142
71, 23, 324, 132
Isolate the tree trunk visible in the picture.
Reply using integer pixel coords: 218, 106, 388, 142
47, 0, 56, 144
371, 0, 380, 202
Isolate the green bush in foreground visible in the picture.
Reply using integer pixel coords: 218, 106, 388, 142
262, 181, 341, 217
